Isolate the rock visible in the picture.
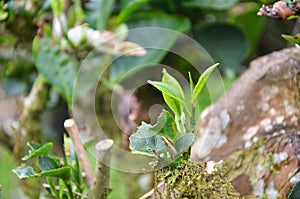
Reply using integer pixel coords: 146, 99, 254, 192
191, 47, 300, 198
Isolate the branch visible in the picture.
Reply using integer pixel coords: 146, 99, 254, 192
93, 139, 113, 199
64, 118, 94, 190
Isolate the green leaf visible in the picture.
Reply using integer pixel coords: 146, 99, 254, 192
162, 68, 185, 100
39, 167, 72, 180
33, 37, 78, 106
193, 63, 219, 102
282, 34, 300, 45
84, 0, 115, 29
110, 12, 191, 81
148, 80, 183, 116
22, 142, 53, 161
188, 72, 194, 96
150, 109, 177, 140
0, 10, 8, 21
12, 166, 37, 179
13, 165, 72, 180
38, 156, 59, 172
129, 122, 167, 157
183, 0, 239, 10
174, 133, 195, 154
289, 181, 300, 199
49, 0, 65, 17
195, 24, 249, 75
117, 0, 149, 24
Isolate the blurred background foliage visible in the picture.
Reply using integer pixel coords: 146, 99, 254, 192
0, 0, 298, 198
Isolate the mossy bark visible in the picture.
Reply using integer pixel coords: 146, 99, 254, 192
154, 160, 240, 199
191, 47, 300, 198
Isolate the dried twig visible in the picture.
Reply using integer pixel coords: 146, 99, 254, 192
64, 118, 94, 190
93, 139, 113, 199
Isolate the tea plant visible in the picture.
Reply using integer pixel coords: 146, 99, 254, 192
13, 138, 88, 199
129, 63, 218, 167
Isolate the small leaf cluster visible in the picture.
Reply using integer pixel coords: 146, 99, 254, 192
129, 64, 218, 166
12, 140, 87, 199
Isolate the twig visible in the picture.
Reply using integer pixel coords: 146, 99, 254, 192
139, 181, 164, 199
93, 139, 113, 199
64, 118, 94, 190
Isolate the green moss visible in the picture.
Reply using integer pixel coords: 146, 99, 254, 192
155, 160, 240, 198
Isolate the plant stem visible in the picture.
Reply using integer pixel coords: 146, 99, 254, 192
64, 118, 94, 190
93, 139, 113, 199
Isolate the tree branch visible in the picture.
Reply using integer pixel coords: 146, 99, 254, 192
64, 118, 94, 190
93, 139, 113, 199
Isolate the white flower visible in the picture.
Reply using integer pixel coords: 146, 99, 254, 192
52, 14, 67, 39
67, 25, 86, 47
85, 28, 104, 47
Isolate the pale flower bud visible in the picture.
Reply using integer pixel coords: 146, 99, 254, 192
67, 25, 86, 47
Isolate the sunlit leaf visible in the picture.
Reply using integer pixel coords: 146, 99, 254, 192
282, 34, 300, 45
162, 68, 185, 100
148, 80, 183, 116
193, 63, 219, 102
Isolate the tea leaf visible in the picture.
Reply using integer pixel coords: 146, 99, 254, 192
129, 122, 167, 157
193, 63, 219, 103
150, 109, 177, 140
12, 166, 37, 179
174, 133, 195, 154
22, 142, 53, 161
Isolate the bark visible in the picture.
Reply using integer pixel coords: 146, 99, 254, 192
191, 47, 300, 198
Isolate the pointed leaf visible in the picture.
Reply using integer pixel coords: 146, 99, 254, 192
188, 71, 194, 96
22, 142, 53, 160
193, 63, 219, 102
40, 166, 72, 180
12, 166, 37, 179
282, 34, 300, 45
174, 133, 195, 154
150, 109, 177, 140
162, 69, 185, 100
148, 80, 183, 116
129, 122, 166, 157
